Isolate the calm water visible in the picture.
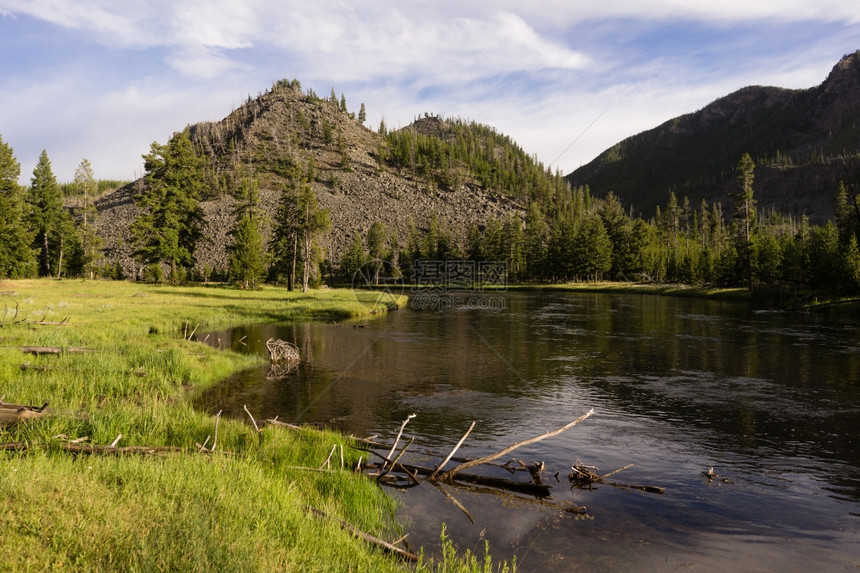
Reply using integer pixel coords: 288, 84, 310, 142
198, 292, 860, 571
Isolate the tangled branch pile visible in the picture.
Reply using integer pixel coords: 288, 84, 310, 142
265, 338, 300, 363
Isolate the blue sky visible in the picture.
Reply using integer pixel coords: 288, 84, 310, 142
1, 1, 858, 184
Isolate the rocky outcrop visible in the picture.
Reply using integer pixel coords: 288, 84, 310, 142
94, 84, 522, 279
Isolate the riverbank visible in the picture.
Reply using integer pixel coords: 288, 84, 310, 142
0, 280, 510, 572
505, 281, 860, 312
506, 281, 750, 301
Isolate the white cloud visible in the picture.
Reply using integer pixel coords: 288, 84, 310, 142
0, 0, 858, 182
166, 45, 244, 79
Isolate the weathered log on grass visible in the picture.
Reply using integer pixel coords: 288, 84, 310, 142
305, 505, 419, 562
19, 363, 52, 372
24, 317, 70, 326
61, 444, 183, 456
0, 401, 49, 427
4, 346, 95, 355
0, 442, 28, 451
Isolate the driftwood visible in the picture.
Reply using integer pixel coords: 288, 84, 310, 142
1, 302, 69, 326
0, 442, 27, 451
429, 420, 475, 480
19, 363, 52, 372
62, 444, 183, 456
264, 418, 303, 430
1, 301, 21, 325
569, 460, 664, 494
24, 317, 70, 326
442, 409, 595, 480
0, 400, 49, 427
305, 505, 418, 562
4, 346, 95, 355
357, 411, 598, 500
265, 338, 300, 363
367, 462, 552, 497
266, 361, 299, 380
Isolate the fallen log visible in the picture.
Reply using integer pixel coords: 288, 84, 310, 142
0, 401, 49, 427
61, 444, 183, 456
3, 346, 95, 355
264, 418, 303, 430
569, 461, 664, 494
0, 442, 28, 451
25, 317, 70, 326
443, 409, 595, 480
366, 462, 552, 497
305, 505, 419, 562
440, 468, 552, 497
19, 363, 52, 372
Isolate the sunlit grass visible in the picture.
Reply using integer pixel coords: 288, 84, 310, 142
505, 281, 750, 300
0, 280, 513, 572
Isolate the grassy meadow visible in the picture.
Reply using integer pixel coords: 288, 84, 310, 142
0, 280, 511, 572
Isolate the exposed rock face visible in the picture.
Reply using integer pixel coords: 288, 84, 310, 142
567, 51, 860, 221
94, 84, 521, 278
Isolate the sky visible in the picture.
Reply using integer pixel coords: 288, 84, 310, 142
1, 1, 858, 185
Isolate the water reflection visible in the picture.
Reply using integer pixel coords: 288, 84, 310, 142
196, 292, 860, 570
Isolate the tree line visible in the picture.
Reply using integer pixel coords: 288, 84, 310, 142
3, 123, 858, 297
342, 151, 860, 295
0, 135, 104, 280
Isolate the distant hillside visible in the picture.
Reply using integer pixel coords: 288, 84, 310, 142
567, 51, 860, 222
94, 82, 560, 277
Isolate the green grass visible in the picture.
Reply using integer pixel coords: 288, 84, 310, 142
497, 281, 751, 301
0, 279, 513, 572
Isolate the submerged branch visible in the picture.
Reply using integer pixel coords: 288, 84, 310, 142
444, 409, 595, 480
430, 421, 475, 481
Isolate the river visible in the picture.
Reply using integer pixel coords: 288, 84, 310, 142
198, 291, 860, 571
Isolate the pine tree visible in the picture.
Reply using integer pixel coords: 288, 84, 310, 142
269, 178, 301, 290
502, 213, 524, 281
229, 213, 265, 289
599, 191, 639, 280
73, 158, 102, 278
731, 153, 757, 288
0, 135, 35, 278
297, 183, 330, 292
524, 203, 549, 281
366, 221, 388, 284
358, 103, 367, 125
340, 234, 368, 283
834, 181, 859, 246
841, 235, 860, 291
131, 130, 205, 280
26, 149, 70, 277
228, 174, 266, 289
269, 165, 330, 292
573, 214, 613, 281
809, 221, 841, 291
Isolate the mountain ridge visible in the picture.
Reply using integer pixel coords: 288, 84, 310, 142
566, 51, 860, 221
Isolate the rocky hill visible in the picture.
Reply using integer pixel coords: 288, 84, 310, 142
94, 83, 526, 278
567, 51, 860, 221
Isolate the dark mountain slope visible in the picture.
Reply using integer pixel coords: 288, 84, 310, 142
567, 51, 860, 221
